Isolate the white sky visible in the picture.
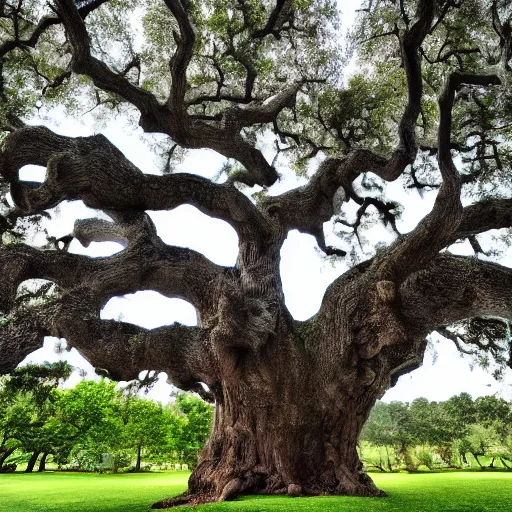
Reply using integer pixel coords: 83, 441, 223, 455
16, 0, 512, 404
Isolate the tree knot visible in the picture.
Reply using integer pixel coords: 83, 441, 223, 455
376, 280, 397, 303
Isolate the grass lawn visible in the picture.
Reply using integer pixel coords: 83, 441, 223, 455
0, 471, 189, 512
1, 471, 512, 512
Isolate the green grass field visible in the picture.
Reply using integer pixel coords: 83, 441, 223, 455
0, 471, 189, 512
1, 471, 512, 512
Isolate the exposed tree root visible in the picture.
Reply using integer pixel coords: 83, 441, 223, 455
151, 476, 386, 509
151, 492, 216, 509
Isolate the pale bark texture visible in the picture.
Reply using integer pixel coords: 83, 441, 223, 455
1, 0, 512, 507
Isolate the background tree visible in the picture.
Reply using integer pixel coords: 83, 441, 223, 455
0, 362, 71, 471
55, 379, 124, 470
460, 423, 501, 469
359, 401, 400, 471
170, 394, 213, 468
121, 397, 170, 472
362, 395, 512, 471
2, 0, 512, 506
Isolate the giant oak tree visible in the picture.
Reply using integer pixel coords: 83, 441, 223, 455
1, 0, 512, 506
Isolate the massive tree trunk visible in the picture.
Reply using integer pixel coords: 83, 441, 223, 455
189, 374, 382, 501
152, 267, 429, 507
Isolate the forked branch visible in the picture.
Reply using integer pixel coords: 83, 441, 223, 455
0, 291, 216, 396
376, 73, 500, 283
53, 0, 282, 187
263, 0, 436, 253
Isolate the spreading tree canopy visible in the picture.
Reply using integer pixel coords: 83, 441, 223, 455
1, 0, 512, 506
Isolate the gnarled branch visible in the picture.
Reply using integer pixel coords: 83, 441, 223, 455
0, 126, 270, 239
401, 254, 512, 331
262, 1, 436, 254
451, 198, 512, 242
0, 291, 217, 397
376, 73, 500, 284
53, 0, 279, 187
0, 235, 225, 319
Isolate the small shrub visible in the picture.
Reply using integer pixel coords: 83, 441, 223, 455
417, 450, 434, 470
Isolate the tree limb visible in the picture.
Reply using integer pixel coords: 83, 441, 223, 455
53, 0, 162, 120
260, 1, 436, 254
224, 83, 300, 131
0, 291, 217, 397
376, 73, 500, 283
0, 234, 226, 319
0, 0, 108, 58
0, 126, 270, 239
0, 307, 49, 375
162, 0, 195, 109
400, 254, 512, 331
252, 0, 291, 40
52, 0, 279, 187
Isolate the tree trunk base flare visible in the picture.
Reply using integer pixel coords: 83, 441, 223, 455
152, 374, 387, 508
152, 476, 385, 509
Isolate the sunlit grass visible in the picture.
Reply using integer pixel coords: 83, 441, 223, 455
2, 471, 512, 512
0, 471, 189, 512
190, 472, 512, 512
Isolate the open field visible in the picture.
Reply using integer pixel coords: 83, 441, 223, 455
1, 471, 512, 512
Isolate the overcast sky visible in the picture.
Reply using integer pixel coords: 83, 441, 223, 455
17, 0, 512, 403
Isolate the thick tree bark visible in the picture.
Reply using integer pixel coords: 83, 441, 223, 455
25, 451, 41, 473
154, 320, 392, 507
189, 378, 382, 500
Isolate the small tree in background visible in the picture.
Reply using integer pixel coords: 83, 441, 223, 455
122, 397, 171, 472
171, 394, 213, 469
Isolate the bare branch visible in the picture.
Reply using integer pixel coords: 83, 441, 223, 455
52, 0, 278, 187
71, 217, 130, 248
0, 231, 226, 319
162, 0, 195, 108
225, 83, 300, 130
53, 296, 216, 392
369, 0, 436, 181
261, 1, 437, 255
252, 0, 291, 40
0, 0, 109, 57
53, 0, 162, 121
0, 291, 217, 395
